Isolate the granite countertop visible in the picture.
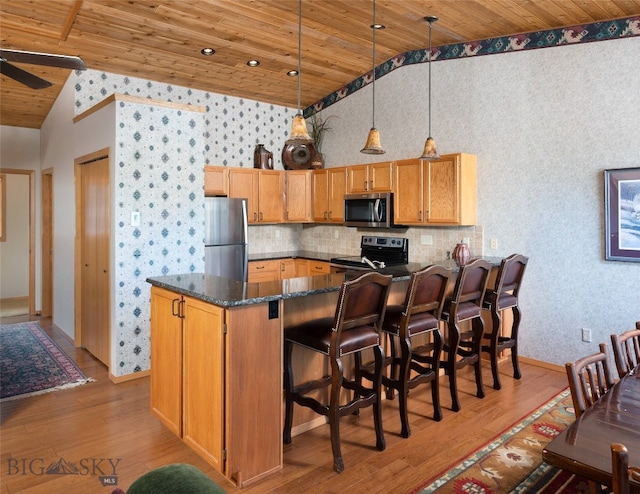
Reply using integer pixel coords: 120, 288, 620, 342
146, 254, 505, 308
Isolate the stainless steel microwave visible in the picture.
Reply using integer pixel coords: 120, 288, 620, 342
344, 192, 395, 228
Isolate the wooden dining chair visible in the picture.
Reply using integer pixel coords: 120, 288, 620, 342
610, 327, 640, 379
565, 342, 616, 419
611, 443, 640, 494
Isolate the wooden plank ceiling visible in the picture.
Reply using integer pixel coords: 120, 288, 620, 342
2, 0, 640, 129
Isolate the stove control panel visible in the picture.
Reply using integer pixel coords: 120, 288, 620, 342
361, 236, 408, 249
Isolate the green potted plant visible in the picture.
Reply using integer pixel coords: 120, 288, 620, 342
309, 114, 335, 168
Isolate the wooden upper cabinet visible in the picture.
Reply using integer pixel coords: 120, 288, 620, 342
284, 170, 312, 222
346, 162, 393, 193
257, 170, 284, 223
312, 167, 349, 222
393, 153, 477, 226
229, 168, 283, 223
204, 165, 229, 196
327, 168, 347, 222
229, 168, 259, 221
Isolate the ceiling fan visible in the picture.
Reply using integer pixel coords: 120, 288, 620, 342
0, 49, 87, 89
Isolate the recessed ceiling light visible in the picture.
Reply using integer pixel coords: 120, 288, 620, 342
287, 69, 298, 77
247, 60, 260, 67
201, 47, 215, 56
371, 23, 385, 29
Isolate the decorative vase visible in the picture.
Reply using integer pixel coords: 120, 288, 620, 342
253, 144, 273, 169
452, 240, 471, 265
310, 151, 324, 169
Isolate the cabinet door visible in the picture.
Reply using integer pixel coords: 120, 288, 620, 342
204, 166, 228, 196
285, 170, 312, 222
312, 170, 329, 222
425, 156, 459, 224
425, 153, 477, 225
369, 162, 393, 192
229, 168, 259, 223
257, 170, 284, 223
279, 259, 297, 279
182, 296, 225, 471
393, 159, 424, 224
150, 286, 183, 437
327, 168, 346, 222
346, 165, 369, 193
295, 258, 309, 277
248, 260, 280, 282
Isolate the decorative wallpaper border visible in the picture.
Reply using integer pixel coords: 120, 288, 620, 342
308, 15, 640, 115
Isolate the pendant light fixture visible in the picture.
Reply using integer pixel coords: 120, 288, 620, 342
282, 0, 317, 169
419, 15, 439, 160
361, 0, 385, 154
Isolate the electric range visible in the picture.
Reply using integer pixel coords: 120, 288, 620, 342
330, 235, 409, 270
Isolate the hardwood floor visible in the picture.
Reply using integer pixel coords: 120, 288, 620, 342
0, 315, 568, 493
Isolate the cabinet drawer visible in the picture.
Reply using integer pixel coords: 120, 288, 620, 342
248, 260, 280, 282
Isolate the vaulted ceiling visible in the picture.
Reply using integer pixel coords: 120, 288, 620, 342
2, 0, 640, 129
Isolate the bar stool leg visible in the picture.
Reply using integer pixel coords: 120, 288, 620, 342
398, 336, 412, 438
283, 340, 295, 444
447, 319, 462, 412
472, 318, 486, 399
489, 306, 503, 390
510, 306, 522, 380
431, 330, 443, 422
329, 357, 345, 473
372, 344, 386, 451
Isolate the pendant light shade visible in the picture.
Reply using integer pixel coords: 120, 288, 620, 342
361, 0, 385, 154
419, 15, 439, 160
282, 0, 316, 169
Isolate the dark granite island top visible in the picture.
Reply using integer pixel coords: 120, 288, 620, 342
146, 256, 504, 308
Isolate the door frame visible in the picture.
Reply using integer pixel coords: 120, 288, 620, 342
74, 148, 111, 353
0, 168, 35, 315
41, 168, 53, 318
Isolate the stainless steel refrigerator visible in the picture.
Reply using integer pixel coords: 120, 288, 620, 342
205, 197, 248, 281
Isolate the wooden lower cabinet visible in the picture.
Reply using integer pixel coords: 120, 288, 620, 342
150, 286, 282, 487
248, 258, 331, 282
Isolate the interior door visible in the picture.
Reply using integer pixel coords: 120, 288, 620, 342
79, 157, 110, 366
41, 169, 53, 317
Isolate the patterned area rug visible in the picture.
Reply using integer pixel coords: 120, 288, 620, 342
0, 322, 93, 401
412, 389, 591, 493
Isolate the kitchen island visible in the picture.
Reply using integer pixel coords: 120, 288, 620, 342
146, 256, 502, 487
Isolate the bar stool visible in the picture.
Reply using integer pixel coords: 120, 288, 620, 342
440, 258, 492, 412
380, 265, 450, 438
481, 254, 528, 390
282, 271, 392, 473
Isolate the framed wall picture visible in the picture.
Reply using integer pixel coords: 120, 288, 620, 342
604, 167, 640, 262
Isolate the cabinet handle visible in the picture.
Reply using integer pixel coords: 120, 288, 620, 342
281, 262, 285, 271
171, 298, 180, 317
178, 300, 185, 319
324, 211, 328, 219
256, 266, 265, 270
418, 211, 422, 221
328, 211, 332, 219
259, 212, 263, 221
253, 212, 258, 221
364, 181, 367, 190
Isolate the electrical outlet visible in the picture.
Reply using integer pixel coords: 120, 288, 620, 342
420, 234, 433, 245
582, 328, 592, 342
490, 238, 498, 250
275, 229, 280, 238
334, 230, 339, 239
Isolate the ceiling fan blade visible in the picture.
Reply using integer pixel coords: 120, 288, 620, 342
0, 49, 86, 70
0, 61, 53, 89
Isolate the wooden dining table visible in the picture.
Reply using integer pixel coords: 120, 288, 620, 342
543, 367, 640, 488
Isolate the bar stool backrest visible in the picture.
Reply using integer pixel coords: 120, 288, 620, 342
493, 254, 528, 306
332, 271, 392, 343
450, 258, 492, 309
402, 265, 451, 321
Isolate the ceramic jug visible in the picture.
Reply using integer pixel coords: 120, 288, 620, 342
452, 240, 471, 265
254, 144, 274, 169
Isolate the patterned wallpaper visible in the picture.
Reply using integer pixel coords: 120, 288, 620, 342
75, 71, 293, 169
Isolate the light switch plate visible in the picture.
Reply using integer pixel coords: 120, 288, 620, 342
131, 211, 141, 227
